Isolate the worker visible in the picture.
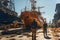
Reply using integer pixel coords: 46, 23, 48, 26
31, 19, 37, 40
43, 20, 51, 39
31, 19, 37, 28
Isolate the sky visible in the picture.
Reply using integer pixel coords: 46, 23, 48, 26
14, 0, 60, 23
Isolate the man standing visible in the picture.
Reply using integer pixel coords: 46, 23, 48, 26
43, 20, 51, 39
31, 19, 37, 40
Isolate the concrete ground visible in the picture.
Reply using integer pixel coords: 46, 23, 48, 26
0, 28, 60, 40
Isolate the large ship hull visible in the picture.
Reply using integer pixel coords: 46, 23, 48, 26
0, 6, 18, 24
20, 11, 44, 29
0, 6, 22, 30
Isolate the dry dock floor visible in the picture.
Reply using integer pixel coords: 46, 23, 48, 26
0, 28, 60, 40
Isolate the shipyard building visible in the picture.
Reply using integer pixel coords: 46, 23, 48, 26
53, 3, 60, 27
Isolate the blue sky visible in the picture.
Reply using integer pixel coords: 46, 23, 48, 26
14, 0, 60, 23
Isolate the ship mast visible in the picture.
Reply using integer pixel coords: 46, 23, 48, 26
30, 0, 36, 11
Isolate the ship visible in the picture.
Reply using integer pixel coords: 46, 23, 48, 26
0, 0, 44, 35
0, 0, 22, 30
20, 0, 44, 29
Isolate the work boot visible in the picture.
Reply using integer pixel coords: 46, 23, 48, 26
44, 36, 51, 39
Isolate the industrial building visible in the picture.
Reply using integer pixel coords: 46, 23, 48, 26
53, 3, 60, 27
